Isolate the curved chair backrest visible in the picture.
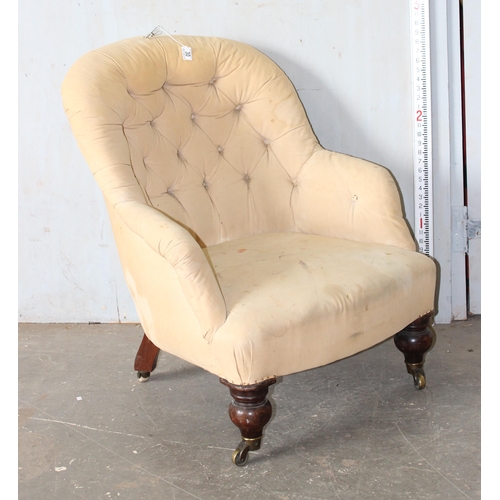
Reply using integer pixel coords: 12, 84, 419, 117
61, 36, 438, 468
62, 35, 321, 248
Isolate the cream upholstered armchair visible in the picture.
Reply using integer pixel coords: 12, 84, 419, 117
62, 35, 437, 466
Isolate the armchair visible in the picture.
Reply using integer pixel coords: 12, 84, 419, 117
62, 35, 436, 466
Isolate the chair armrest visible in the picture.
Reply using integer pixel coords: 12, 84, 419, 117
295, 150, 417, 251
114, 200, 227, 340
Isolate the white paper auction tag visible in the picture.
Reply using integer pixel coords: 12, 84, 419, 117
182, 46, 193, 61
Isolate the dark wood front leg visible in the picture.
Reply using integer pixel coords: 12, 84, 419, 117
134, 333, 160, 382
394, 312, 435, 389
220, 377, 276, 466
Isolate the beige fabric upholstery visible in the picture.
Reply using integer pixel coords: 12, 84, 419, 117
62, 36, 436, 385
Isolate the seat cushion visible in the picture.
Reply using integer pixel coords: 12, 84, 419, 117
206, 232, 436, 385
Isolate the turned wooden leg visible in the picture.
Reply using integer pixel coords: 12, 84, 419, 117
134, 333, 160, 382
220, 377, 276, 466
394, 312, 435, 390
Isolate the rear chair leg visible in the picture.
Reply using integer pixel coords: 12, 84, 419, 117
394, 312, 435, 389
134, 333, 160, 382
220, 377, 276, 466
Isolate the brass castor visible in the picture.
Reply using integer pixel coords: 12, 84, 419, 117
407, 363, 426, 390
231, 437, 262, 467
232, 441, 250, 467
137, 371, 151, 382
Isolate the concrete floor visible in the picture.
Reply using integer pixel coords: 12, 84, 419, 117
19, 317, 480, 499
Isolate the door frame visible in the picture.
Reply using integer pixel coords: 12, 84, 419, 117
430, 0, 476, 323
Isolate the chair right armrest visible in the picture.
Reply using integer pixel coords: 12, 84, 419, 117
114, 200, 227, 342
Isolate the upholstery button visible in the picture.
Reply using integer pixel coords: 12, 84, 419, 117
243, 173, 251, 184
209, 77, 217, 85
263, 138, 270, 146
190, 113, 196, 120
217, 146, 224, 153
235, 104, 242, 111
352, 194, 358, 201
202, 180, 209, 189
291, 179, 298, 187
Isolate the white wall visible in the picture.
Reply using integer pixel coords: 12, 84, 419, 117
19, 0, 450, 323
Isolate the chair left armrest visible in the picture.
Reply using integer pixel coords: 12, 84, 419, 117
294, 149, 417, 251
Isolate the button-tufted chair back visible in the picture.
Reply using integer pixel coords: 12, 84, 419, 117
63, 36, 321, 247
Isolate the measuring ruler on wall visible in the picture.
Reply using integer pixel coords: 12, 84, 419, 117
410, 0, 433, 256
